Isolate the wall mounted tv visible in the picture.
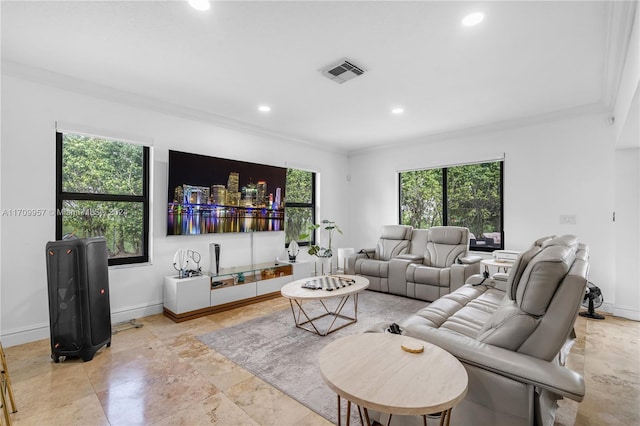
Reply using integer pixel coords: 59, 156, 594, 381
167, 150, 287, 235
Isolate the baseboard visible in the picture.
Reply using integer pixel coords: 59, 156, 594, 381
600, 302, 615, 314
1, 301, 164, 348
0, 322, 50, 348
597, 302, 640, 321
110, 301, 164, 324
611, 305, 640, 321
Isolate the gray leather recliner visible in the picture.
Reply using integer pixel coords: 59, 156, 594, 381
369, 235, 588, 426
346, 225, 413, 292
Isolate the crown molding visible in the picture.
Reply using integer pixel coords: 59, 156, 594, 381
0, 59, 613, 158
1, 60, 348, 155
351, 102, 609, 156
602, 0, 638, 109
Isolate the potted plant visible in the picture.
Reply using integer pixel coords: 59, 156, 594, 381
300, 220, 342, 274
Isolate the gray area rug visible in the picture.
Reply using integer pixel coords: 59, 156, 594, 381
198, 290, 428, 423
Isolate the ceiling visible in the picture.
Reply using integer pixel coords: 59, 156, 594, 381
0, 1, 631, 153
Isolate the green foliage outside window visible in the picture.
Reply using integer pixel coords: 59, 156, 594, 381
446, 162, 502, 238
399, 168, 443, 228
62, 136, 144, 195
285, 169, 315, 245
399, 161, 503, 250
57, 133, 149, 264
60, 200, 144, 258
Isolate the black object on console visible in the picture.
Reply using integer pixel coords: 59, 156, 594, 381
45, 237, 112, 362
214, 243, 220, 275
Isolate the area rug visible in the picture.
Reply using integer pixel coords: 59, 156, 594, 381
197, 290, 428, 423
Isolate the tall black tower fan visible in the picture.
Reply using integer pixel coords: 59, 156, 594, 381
45, 236, 112, 362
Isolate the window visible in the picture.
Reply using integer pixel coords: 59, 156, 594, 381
284, 169, 316, 245
56, 132, 150, 265
399, 160, 503, 251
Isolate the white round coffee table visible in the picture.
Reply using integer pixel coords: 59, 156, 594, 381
319, 333, 468, 426
281, 274, 369, 336
481, 258, 514, 273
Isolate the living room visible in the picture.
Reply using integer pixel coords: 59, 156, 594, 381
1, 1, 639, 425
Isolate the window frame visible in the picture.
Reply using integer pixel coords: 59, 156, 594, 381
284, 169, 316, 247
55, 131, 150, 266
398, 160, 504, 252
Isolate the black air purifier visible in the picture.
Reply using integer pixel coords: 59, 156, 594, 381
45, 237, 112, 362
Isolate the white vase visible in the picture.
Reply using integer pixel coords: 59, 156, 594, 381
288, 240, 299, 262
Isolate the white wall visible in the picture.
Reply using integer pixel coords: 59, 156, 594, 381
614, 147, 640, 320
0, 75, 349, 346
613, 88, 640, 320
613, 2, 639, 145
348, 111, 622, 314
611, 2, 640, 320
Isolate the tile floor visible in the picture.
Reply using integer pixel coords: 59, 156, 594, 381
2, 296, 639, 425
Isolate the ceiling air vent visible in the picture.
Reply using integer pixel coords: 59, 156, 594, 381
320, 58, 366, 84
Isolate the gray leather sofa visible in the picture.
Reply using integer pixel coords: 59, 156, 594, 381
369, 235, 588, 426
392, 226, 481, 301
347, 225, 481, 301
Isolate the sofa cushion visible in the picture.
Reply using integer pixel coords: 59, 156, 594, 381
424, 226, 469, 268
356, 259, 390, 278
380, 224, 412, 240
401, 285, 504, 338
516, 244, 575, 316
410, 266, 449, 287
409, 229, 429, 256
507, 245, 542, 300
541, 234, 579, 250
475, 299, 541, 350
475, 238, 578, 352
375, 225, 412, 261
429, 226, 468, 245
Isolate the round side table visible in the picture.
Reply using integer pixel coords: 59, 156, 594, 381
319, 332, 468, 426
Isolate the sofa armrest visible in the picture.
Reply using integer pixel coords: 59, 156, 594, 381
458, 254, 482, 264
404, 325, 585, 402
465, 273, 509, 291
451, 261, 481, 292
359, 248, 376, 258
396, 254, 424, 262
346, 249, 375, 274
493, 272, 509, 281
388, 256, 424, 295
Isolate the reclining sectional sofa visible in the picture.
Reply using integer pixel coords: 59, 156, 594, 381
367, 234, 588, 426
346, 225, 482, 301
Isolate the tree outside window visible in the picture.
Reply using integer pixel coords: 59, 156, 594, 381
399, 161, 503, 251
284, 169, 315, 245
56, 132, 150, 265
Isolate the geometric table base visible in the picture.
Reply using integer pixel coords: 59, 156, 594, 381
288, 292, 359, 336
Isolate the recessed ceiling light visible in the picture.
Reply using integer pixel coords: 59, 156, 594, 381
188, 0, 210, 12
258, 105, 271, 113
462, 12, 485, 27
391, 107, 404, 115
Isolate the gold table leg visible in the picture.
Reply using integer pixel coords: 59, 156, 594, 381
335, 397, 455, 426
0, 342, 17, 426
437, 408, 453, 426
288, 293, 359, 336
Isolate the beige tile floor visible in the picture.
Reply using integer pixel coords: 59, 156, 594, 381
2, 296, 639, 426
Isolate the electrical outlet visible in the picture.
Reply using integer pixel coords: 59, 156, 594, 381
559, 214, 577, 225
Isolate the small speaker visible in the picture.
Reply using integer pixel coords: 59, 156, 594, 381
210, 243, 221, 275
214, 244, 220, 275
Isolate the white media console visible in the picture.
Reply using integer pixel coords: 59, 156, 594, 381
163, 260, 313, 322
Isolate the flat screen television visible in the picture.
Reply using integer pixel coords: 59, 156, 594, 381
167, 150, 287, 235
